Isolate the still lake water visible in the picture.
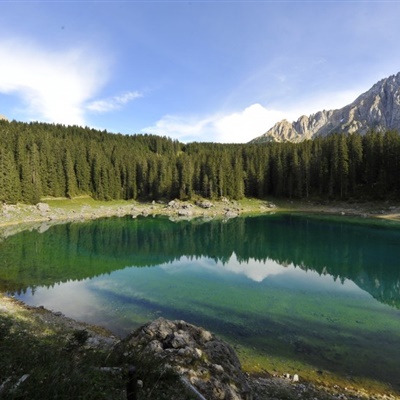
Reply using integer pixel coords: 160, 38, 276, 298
1, 213, 400, 389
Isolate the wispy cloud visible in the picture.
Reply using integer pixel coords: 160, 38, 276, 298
87, 91, 142, 113
0, 38, 110, 126
141, 114, 217, 143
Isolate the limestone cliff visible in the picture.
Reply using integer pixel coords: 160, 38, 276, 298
251, 72, 400, 143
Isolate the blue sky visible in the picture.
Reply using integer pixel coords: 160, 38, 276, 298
0, 1, 400, 143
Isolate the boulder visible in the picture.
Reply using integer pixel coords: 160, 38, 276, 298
224, 210, 239, 219
36, 202, 50, 213
196, 200, 214, 209
126, 318, 251, 399
178, 208, 193, 217
168, 200, 178, 208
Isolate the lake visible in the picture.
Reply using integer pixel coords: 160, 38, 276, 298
1, 213, 400, 391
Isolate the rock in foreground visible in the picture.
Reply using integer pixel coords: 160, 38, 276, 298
127, 317, 251, 400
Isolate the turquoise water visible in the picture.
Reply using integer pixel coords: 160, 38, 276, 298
1, 214, 400, 389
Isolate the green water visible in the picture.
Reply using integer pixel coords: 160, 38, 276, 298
1, 214, 400, 390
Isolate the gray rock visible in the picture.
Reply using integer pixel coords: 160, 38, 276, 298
37, 222, 51, 233
196, 200, 214, 209
178, 208, 193, 217
126, 317, 251, 400
36, 203, 50, 213
225, 210, 239, 218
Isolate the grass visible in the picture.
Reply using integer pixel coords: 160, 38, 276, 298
0, 296, 195, 400
2, 196, 400, 399
0, 315, 124, 399
43, 196, 134, 210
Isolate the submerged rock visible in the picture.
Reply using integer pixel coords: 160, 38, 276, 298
126, 317, 251, 399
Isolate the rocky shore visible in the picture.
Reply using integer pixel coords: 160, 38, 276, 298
2, 295, 396, 400
0, 197, 262, 238
1, 197, 400, 399
1, 197, 400, 240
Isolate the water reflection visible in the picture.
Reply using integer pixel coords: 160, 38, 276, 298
1, 214, 399, 309
3, 215, 400, 388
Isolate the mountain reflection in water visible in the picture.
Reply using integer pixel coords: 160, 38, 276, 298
2, 214, 400, 390
1, 214, 399, 309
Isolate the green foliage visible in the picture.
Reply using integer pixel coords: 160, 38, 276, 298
1, 119, 400, 204
0, 315, 126, 399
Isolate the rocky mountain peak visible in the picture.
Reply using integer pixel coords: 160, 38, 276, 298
251, 72, 400, 143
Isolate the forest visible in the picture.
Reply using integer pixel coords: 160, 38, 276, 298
0, 119, 400, 204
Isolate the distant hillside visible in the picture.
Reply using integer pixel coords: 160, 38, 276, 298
251, 72, 400, 143
0, 115, 7, 121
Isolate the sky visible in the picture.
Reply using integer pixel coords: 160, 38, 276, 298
1, 1, 400, 143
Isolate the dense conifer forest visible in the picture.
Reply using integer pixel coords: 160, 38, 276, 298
0, 119, 399, 204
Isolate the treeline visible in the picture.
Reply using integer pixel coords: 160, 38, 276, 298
1, 119, 400, 204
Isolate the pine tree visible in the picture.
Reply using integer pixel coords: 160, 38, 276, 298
338, 134, 349, 198
0, 148, 20, 203
348, 133, 363, 196
63, 149, 78, 198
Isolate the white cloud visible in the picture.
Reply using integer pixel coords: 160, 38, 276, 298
142, 104, 288, 144
87, 91, 142, 113
213, 104, 287, 143
0, 38, 109, 126
143, 87, 364, 144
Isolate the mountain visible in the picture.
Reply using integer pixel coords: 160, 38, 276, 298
0, 115, 7, 121
251, 72, 400, 143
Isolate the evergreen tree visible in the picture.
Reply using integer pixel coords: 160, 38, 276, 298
338, 134, 349, 198
0, 147, 20, 203
63, 149, 78, 198
348, 133, 363, 196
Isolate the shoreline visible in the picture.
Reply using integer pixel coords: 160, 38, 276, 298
1, 197, 400, 398
1, 196, 400, 238
1, 293, 397, 400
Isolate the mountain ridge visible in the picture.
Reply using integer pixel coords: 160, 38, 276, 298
251, 72, 400, 143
